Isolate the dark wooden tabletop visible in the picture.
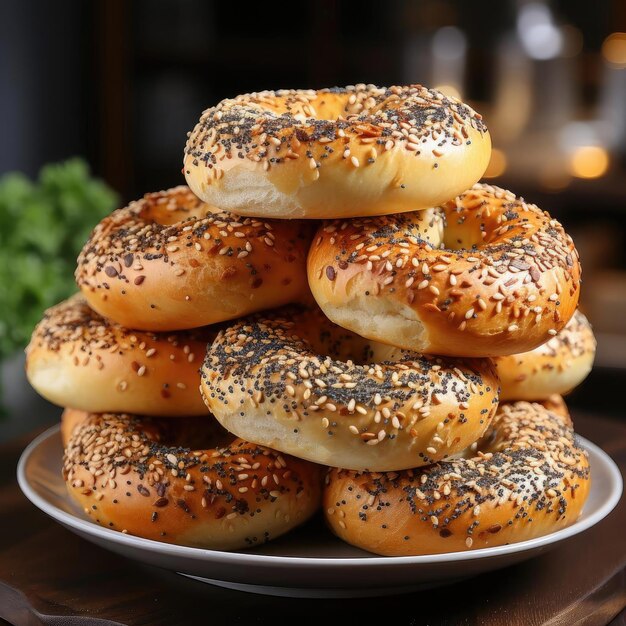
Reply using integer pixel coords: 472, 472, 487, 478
0, 412, 625, 626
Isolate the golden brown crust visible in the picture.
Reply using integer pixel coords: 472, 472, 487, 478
61, 407, 88, 446
184, 84, 491, 219
308, 183, 581, 356
496, 310, 596, 401
62, 410, 323, 550
201, 308, 499, 471
76, 186, 312, 331
26, 295, 212, 416
539, 394, 570, 417
324, 401, 590, 556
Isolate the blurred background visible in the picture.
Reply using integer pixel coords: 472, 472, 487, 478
1, 0, 625, 440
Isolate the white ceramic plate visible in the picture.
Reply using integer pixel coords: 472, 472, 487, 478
17, 425, 622, 598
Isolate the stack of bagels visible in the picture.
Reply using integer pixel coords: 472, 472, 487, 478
26, 84, 596, 556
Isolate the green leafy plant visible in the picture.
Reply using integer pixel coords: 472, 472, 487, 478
0, 159, 118, 362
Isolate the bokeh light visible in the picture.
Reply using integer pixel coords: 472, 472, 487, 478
517, 3, 563, 60
569, 146, 610, 178
432, 26, 466, 61
483, 148, 507, 178
540, 166, 571, 191
602, 32, 626, 68
560, 25, 583, 58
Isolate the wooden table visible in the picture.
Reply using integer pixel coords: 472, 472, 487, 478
0, 412, 624, 626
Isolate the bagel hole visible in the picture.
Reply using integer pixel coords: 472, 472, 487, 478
441, 223, 487, 251
140, 206, 195, 227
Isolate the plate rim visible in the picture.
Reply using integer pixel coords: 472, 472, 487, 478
17, 424, 623, 568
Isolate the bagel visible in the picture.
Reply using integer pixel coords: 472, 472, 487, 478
61, 406, 88, 446
184, 84, 491, 219
539, 394, 569, 418
76, 186, 312, 331
496, 310, 595, 401
26, 295, 212, 416
60, 406, 227, 448
324, 401, 590, 556
308, 183, 581, 357
62, 410, 322, 550
201, 308, 500, 472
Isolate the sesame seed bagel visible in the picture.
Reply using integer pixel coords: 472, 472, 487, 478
324, 400, 590, 556
308, 183, 581, 357
496, 310, 596, 401
539, 394, 570, 418
200, 308, 500, 472
61, 406, 90, 446
76, 186, 312, 331
184, 84, 491, 219
26, 295, 212, 416
62, 409, 322, 550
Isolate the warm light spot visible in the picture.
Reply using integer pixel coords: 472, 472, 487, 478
433, 84, 462, 100
602, 32, 626, 68
540, 168, 571, 192
483, 149, 507, 178
569, 146, 609, 179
